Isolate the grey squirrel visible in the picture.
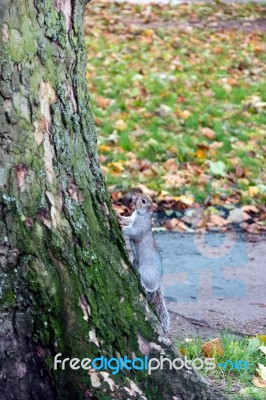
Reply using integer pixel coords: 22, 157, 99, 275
119, 193, 170, 332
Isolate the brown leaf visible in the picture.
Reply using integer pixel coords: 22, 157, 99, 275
112, 204, 128, 214
94, 95, 112, 108
242, 205, 260, 214
208, 214, 228, 227
164, 219, 189, 231
201, 127, 216, 140
202, 338, 224, 358
179, 348, 186, 356
252, 377, 266, 388
242, 223, 260, 234
136, 184, 156, 197
164, 158, 178, 172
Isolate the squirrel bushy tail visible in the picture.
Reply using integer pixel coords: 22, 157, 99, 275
147, 290, 169, 332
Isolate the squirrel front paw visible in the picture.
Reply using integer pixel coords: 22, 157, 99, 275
115, 211, 125, 228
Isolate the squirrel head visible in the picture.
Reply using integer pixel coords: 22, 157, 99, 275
133, 193, 158, 215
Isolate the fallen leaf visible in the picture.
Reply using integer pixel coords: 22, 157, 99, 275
137, 184, 156, 197
248, 186, 259, 197
107, 161, 124, 173
242, 205, 260, 214
256, 363, 266, 381
164, 219, 189, 231
258, 346, 266, 356
244, 223, 260, 234
176, 109, 191, 119
209, 161, 227, 177
99, 144, 112, 153
202, 338, 224, 358
112, 204, 128, 214
253, 377, 266, 388
201, 127, 216, 140
227, 208, 250, 223
196, 148, 207, 159
115, 119, 127, 131
178, 194, 194, 206
94, 95, 112, 108
179, 348, 186, 356
258, 335, 266, 345
163, 158, 178, 172
208, 214, 228, 227
144, 29, 154, 37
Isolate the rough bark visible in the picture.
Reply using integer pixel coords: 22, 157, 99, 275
0, 1, 229, 399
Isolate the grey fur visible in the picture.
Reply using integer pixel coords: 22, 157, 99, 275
122, 197, 169, 331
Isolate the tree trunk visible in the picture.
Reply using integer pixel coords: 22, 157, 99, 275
0, 1, 228, 399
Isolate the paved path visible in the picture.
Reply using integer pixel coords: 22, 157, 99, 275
126, 231, 266, 337
154, 231, 266, 337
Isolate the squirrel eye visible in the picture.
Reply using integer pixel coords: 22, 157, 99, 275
142, 199, 146, 204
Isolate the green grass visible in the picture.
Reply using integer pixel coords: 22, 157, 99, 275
176, 334, 266, 399
85, 1, 266, 205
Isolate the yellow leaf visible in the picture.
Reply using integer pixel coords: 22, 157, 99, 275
248, 186, 259, 197
258, 335, 266, 345
176, 109, 191, 119
99, 144, 112, 153
115, 119, 127, 131
144, 29, 154, 37
107, 161, 124, 173
196, 148, 206, 159
179, 194, 194, 206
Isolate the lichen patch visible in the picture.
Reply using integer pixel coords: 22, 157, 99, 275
1, 23, 9, 43
39, 81, 57, 184
79, 296, 91, 321
45, 191, 62, 228
88, 370, 101, 388
40, 81, 57, 124
33, 121, 43, 145
89, 328, 100, 347
56, 0, 72, 32
16, 163, 27, 192
124, 380, 144, 397
66, 81, 77, 113
137, 334, 151, 356
100, 372, 117, 391
150, 342, 165, 355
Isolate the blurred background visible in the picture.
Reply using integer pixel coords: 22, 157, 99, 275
83, 5, 266, 397
84, 0, 266, 232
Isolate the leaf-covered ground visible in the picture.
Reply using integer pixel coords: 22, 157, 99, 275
84, 1, 266, 226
